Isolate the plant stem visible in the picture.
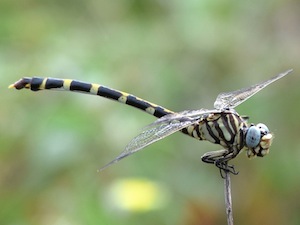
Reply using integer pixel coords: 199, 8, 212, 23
224, 170, 234, 225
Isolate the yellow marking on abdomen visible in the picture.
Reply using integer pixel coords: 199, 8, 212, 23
145, 107, 155, 115
118, 95, 128, 103
90, 84, 100, 95
41, 78, 47, 90
63, 79, 73, 90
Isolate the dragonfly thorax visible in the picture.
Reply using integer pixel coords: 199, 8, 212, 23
199, 112, 273, 172
186, 111, 247, 151
186, 111, 273, 162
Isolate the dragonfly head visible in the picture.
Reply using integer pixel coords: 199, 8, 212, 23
245, 123, 273, 158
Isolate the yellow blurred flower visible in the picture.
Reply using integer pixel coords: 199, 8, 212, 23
107, 177, 170, 212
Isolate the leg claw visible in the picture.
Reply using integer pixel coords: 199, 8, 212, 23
215, 161, 239, 178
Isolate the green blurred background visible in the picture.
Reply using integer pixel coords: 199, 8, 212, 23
1, 0, 300, 224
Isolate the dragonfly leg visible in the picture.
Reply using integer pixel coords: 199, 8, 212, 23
216, 161, 239, 178
201, 150, 239, 177
201, 149, 229, 164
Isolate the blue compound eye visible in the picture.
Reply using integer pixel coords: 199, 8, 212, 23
246, 126, 261, 148
256, 123, 269, 134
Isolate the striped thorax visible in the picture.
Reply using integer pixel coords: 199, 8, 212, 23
186, 111, 246, 150
185, 110, 273, 166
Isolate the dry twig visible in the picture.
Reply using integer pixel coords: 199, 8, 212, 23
224, 170, 234, 225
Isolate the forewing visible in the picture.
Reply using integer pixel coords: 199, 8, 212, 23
99, 111, 207, 171
214, 69, 293, 110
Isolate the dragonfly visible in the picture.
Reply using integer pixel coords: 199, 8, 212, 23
9, 69, 292, 174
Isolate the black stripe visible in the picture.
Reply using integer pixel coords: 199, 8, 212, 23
195, 124, 204, 140
221, 114, 235, 144
123, 95, 170, 118
213, 120, 229, 145
153, 106, 171, 118
181, 128, 189, 135
70, 80, 92, 92
126, 95, 150, 111
97, 87, 170, 118
98, 86, 123, 100
30, 77, 45, 91
205, 121, 220, 144
45, 79, 64, 90
228, 114, 238, 134
239, 123, 246, 149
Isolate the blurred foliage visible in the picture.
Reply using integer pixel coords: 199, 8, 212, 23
1, 0, 300, 225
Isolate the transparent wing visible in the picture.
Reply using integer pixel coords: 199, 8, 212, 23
99, 109, 215, 171
214, 69, 293, 110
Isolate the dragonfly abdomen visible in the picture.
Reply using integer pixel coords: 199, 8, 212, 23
10, 77, 174, 118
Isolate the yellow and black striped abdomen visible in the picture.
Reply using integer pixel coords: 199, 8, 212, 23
10, 77, 174, 118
